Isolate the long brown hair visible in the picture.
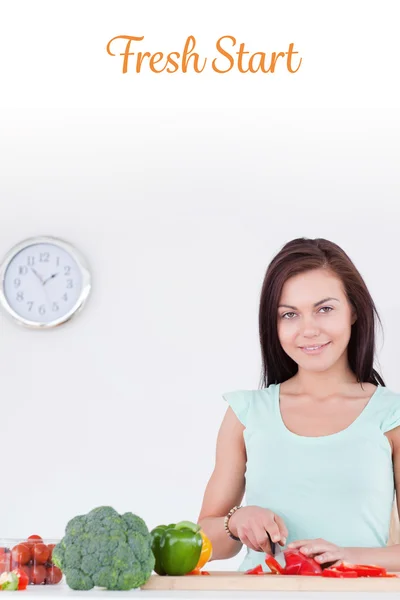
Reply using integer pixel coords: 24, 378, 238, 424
258, 237, 385, 389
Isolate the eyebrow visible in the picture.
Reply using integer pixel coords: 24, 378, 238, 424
278, 297, 340, 310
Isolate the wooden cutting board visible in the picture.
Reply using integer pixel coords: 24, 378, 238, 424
141, 571, 400, 592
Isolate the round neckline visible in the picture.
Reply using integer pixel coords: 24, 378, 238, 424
274, 382, 382, 442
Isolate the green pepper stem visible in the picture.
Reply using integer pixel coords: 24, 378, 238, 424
174, 520, 201, 533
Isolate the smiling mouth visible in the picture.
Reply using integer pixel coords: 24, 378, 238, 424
299, 341, 331, 353
300, 342, 330, 350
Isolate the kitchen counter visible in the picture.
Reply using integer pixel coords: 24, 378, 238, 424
14, 585, 400, 599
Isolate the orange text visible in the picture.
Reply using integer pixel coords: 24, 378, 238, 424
106, 35, 302, 75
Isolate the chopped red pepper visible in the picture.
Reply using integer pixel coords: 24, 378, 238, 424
265, 554, 285, 575
244, 552, 399, 579
322, 567, 358, 578
245, 564, 264, 575
334, 561, 387, 577
187, 568, 211, 576
283, 549, 322, 576
323, 561, 400, 578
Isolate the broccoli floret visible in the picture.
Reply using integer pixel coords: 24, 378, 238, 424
92, 567, 119, 589
53, 506, 155, 590
65, 569, 94, 591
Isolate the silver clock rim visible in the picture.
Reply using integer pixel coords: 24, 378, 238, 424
0, 235, 91, 329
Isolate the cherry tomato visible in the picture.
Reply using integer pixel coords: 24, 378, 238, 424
31, 565, 46, 585
28, 535, 43, 544
47, 544, 56, 563
0, 549, 11, 574
20, 565, 32, 583
25, 536, 44, 554
11, 543, 31, 566
24, 536, 43, 554
46, 566, 63, 585
13, 568, 30, 590
32, 543, 50, 565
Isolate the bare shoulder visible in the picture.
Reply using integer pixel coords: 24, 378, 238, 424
217, 406, 247, 458
386, 421, 400, 453
379, 385, 400, 451
221, 405, 246, 432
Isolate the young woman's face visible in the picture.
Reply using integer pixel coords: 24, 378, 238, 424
277, 268, 357, 372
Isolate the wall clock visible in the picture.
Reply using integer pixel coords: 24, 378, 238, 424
0, 236, 91, 329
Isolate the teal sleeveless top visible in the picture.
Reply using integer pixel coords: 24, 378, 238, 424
223, 383, 400, 572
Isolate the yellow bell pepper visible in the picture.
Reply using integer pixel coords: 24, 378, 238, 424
192, 530, 213, 572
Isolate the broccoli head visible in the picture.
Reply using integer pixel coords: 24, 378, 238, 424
52, 506, 155, 590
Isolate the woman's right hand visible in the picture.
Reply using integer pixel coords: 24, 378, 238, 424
228, 506, 288, 554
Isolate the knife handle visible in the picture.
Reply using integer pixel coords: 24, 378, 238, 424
267, 532, 276, 555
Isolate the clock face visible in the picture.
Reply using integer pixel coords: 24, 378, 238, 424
0, 239, 90, 327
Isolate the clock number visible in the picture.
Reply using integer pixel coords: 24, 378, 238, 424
16, 291, 24, 302
62, 293, 68, 301
27, 256, 35, 266
64, 266, 71, 276
38, 304, 46, 315
27, 301, 34, 312
66, 279, 73, 289
40, 252, 50, 263
56, 257, 60, 267
52, 302, 59, 312
19, 266, 28, 275
14, 278, 21, 288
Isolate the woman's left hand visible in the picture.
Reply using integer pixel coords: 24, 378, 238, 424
287, 538, 350, 566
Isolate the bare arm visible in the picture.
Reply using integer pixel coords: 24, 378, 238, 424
197, 406, 246, 560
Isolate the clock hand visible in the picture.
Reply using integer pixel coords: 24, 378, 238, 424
30, 267, 44, 284
43, 272, 59, 285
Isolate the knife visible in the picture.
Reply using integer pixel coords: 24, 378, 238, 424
267, 532, 276, 555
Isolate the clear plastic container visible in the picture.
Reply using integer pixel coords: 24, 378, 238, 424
0, 537, 63, 585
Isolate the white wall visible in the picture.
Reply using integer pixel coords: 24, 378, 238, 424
0, 0, 399, 571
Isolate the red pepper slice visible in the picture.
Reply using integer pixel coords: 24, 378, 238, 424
322, 568, 358, 578
284, 549, 322, 576
265, 553, 285, 575
187, 568, 211, 576
334, 562, 387, 577
245, 564, 264, 575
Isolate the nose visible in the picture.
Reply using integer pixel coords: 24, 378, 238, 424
303, 328, 319, 337
301, 315, 320, 338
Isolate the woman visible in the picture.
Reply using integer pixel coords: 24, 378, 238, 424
198, 237, 400, 572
